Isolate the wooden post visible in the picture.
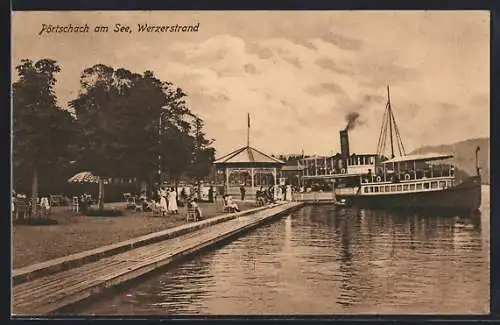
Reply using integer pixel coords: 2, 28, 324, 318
251, 168, 255, 189
225, 167, 230, 194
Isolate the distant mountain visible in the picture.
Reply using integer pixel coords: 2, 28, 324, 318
410, 137, 489, 184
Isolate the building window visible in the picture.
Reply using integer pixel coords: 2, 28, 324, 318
370, 156, 375, 164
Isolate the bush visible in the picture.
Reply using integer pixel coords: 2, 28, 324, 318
83, 208, 123, 217
13, 218, 59, 226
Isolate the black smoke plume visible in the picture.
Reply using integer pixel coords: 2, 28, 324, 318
345, 112, 361, 131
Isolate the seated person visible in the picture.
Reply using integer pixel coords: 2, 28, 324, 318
188, 197, 203, 220
223, 194, 240, 212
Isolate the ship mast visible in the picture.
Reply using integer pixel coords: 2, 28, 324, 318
376, 85, 406, 160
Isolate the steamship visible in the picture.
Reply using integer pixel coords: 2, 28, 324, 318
318, 86, 481, 213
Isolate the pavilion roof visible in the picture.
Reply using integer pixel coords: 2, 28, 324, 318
214, 146, 285, 165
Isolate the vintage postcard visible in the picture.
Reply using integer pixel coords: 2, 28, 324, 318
11, 10, 490, 316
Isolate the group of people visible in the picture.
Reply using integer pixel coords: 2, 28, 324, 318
11, 191, 51, 217
240, 184, 295, 204
157, 187, 179, 216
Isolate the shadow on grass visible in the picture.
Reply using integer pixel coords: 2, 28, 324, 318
83, 209, 124, 217
14, 218, 59, 226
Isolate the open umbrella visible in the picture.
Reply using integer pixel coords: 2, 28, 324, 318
67, 171, 99, 183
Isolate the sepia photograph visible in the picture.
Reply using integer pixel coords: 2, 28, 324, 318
11, 10, 490, 316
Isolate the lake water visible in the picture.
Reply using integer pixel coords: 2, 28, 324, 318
69, 186, 490, 315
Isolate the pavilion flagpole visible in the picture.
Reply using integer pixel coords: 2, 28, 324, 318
247, 113, 250, 147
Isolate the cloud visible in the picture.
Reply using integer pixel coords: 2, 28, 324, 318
323, 32, 364, 51
12, 11, 490, 156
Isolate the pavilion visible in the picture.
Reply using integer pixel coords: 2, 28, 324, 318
213, 114, 285, 199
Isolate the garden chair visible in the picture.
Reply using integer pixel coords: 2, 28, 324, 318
186, 205, 198, 222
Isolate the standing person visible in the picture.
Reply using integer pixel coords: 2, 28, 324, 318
277, 185, 284, 201
286, 184, 293, 202
240, 185, 246, 201
168, 187, 178, 214
159, 187, 168, 216
208, 186, 214, 203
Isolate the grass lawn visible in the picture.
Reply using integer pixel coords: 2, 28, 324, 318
12, 199, 256, 269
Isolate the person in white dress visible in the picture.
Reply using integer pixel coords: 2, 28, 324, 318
40, 197, 51, 215
158, 187, 168, 216
277, 185, 284, 201
168, 187, 178, 214
286, 185, 293, 202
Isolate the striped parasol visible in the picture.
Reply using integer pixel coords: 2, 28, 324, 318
67, 171, 100, 183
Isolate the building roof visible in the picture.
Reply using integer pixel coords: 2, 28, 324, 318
281, 165, 305, 172
381, 153, 454, 164
213, 146, 285, 165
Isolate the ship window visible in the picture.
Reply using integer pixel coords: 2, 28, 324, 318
380, 186, 385, 193
390, 185, 396, 192
403, 184, 409, 191
364, 187, 368, 193
370, 157, 375, 164
424, 183, 430, 189
416, 183, 423, 190
439, 181, 446, 188
385, 185, 390, 192
374, 186, 379, 193
410, 184, 416, 190
396, 185, 402, 191
431, 181, 438, 189
368, 186, 373, 193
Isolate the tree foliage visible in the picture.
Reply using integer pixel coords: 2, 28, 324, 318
69, 64, 215, 203
13, 59, 77, 206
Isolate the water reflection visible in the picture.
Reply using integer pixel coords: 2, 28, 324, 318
71, 187, 489, 315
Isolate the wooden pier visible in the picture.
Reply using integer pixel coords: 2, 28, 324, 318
12, 202, 303, 316
295, 191, 336, 204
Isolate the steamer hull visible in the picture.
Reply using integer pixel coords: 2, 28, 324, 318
336, 176, 481, 214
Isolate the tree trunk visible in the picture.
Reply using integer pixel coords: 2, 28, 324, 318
31, 167, 38, 219
197, 178, 201, 201
98, 177, 105, 210
140, 180, 148, 194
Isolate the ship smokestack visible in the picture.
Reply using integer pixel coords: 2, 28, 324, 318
340, 129, 350, 170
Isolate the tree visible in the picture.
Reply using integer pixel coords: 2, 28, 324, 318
188, 117, 216, 194
70, 65, 200, 207
13, 58, 76, 217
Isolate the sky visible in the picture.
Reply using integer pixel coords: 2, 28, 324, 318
11, 11, 490, 158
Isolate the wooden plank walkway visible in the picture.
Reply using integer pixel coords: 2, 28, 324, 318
12, 202, 303, 316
